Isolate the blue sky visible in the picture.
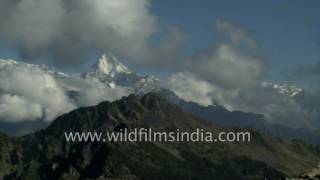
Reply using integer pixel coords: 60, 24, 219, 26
151, 0, 320, 80
0, 0, 319, 81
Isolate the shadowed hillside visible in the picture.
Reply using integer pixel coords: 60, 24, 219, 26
0, 93, 319, 179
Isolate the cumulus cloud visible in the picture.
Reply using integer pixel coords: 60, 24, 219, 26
0, 0, 168, 67
59, 77, 130, 106
0, 94, 42, 123
217, 86, 313, 128
162, 72, 215, 106
0, 60, 75, 122
0, 59, 129, 122
185, 19, 267, 90
188, 45, 266, 89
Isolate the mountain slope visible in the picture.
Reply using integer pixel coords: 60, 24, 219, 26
157, 89, 320, 145
0, 93, 320, 179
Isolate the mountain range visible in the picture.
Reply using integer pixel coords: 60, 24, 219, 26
1, 54, 319, 146
1, 54, 320, 179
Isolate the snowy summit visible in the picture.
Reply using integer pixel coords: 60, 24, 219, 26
90, 53, 131, 77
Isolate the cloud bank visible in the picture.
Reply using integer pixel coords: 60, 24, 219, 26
0, 59, 129, 122
0, 60, 75, 122
58, 76, 130, 107
162, 72, 215, 106
0, 0, 161, 67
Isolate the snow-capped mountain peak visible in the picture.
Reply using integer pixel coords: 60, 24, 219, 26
0, 59, 69, 79
261, 82, 302, 97
91, 53, 131, 77
83, 53, 160, 93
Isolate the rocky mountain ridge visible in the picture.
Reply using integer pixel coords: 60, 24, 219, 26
0, 93, 320, 179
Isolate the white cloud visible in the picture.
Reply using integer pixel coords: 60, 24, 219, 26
0, 59, 130, 122
164, 71, 316, 129
0, 0, 157, 66
214, 86, 312, 128
183, 19, 267, 90
0, 94, 42, 122
188, 44, 266, 89
163, 72, 215, 106
61, 77, 130, 106
0, 61, 75, 122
